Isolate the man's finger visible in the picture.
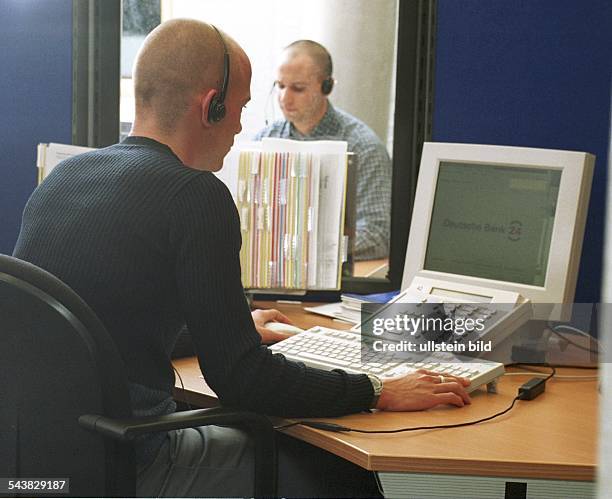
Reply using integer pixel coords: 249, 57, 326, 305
417, 369, 470, 387
433, 392, 465, 408
259, 327, 294, 344
433, 381, 471, 404
417, 374, 442, 384
259, 309, 292, 324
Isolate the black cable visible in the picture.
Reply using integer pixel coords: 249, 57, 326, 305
373, 470, 385, 497
549, 363, 598, 370
275, 366, 557, 434
511, 363, 557, 380
173, 365, 193, 410
276, 398, 521, 433
542, 364, 556, 381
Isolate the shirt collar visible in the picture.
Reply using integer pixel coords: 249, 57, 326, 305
289, 103, 341, 139
121, 135, 181, 162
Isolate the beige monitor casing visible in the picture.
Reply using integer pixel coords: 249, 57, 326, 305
402, 142, 595, 307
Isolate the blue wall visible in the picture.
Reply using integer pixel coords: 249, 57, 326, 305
432, 0, 612, 303
0, 0, 72, 255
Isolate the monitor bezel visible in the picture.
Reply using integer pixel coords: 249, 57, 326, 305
402, 142, 594, 304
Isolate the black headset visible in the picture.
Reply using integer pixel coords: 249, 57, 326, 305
208, 25, 230, 124
321, 77, 334, 95
318, 42, 334, 95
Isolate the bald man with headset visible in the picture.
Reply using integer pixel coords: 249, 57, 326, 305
256, 40, 393, 260
14, 20, 470, 497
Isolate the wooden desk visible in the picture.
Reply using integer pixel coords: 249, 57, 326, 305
173, 301, 599, 498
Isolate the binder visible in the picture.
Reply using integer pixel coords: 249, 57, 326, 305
233, 138, 349, 290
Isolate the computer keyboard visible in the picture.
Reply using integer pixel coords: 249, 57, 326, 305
270, 326, 505, 393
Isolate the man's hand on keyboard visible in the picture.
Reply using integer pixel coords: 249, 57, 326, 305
376, 369, 471, 411
251, 308, 295, 344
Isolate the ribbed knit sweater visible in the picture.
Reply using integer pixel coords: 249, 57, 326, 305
14, 137, 373, 435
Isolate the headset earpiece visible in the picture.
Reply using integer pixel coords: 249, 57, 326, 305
207, 93, 226, 124
321, 77, 334, 95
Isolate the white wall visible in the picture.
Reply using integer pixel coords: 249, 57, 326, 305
308, 0, 398, 148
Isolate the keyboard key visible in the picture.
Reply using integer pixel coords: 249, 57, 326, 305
298, 351, 351, 366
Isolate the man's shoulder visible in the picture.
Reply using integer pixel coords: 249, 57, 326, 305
332, 107, 387, 153
333, 107, 377, 137
48, 142, 222, 199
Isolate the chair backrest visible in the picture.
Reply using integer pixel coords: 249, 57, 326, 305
0, 254, 135, 497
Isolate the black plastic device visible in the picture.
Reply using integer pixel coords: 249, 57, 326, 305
518, 377, 546, 400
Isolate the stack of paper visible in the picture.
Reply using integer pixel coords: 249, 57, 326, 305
235, 138, 348, 290
338, 290, 401, 322
304, 290, 400, 324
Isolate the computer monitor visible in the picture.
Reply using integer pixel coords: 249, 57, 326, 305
402, 142, 595, 305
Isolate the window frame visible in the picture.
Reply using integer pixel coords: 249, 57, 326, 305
72, 0, 121, 147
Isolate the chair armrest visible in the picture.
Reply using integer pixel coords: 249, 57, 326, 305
79, 407, 271, 440
79, 408, 276, 498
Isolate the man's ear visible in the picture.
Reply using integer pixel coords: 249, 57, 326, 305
200, 89, 218, 127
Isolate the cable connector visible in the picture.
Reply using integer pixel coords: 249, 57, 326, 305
518, 377, 546, 400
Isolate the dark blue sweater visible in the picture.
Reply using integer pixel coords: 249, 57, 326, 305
14, 136, 373, 460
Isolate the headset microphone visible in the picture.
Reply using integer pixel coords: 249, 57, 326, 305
264, 81, 276, 126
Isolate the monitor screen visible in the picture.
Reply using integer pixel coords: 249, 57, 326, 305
423, 161, 561, 287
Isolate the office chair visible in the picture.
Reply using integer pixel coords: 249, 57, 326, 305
0, 254, 277, 497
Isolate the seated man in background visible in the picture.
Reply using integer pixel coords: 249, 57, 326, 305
255, 40, 392, 260
14, 19, 469, 497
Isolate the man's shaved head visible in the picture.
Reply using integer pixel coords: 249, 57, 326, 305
133, 19, 229, 132
274, 40, 332, 135
283, 40, 333, 79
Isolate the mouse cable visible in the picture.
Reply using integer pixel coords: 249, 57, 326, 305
274, 366, 555, 434
173, 365, 193, 411
275, 398, 522, 433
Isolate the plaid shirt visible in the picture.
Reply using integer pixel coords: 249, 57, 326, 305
255, 104, 391, 259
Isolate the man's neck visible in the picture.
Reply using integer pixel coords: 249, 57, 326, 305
292, 100, 328, 136
130, 122, 191, 166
